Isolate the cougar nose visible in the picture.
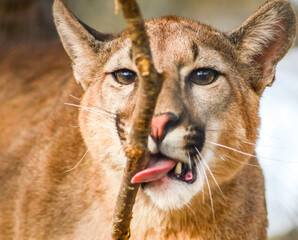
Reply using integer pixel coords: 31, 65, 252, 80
151, 113, 178, 143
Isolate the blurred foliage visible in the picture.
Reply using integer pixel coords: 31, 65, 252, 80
64, 0, 297, 45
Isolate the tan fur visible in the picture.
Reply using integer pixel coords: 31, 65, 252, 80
0, 0, 297, 239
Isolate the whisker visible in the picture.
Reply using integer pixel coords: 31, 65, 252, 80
204, 128, 262, 132
206, 140, 256, 158
69, 124, 80, 128
207, 144, 295, 165
64, 102, 116, 118
195, 148, 225, 200
195, 154, 215, 220
86, 116, 116, 130
65, 103, 103, 116
243, 140, 261, 146
187, 152, 192, 170
206, 146, 262, 168
221, 155, 261, 168
241, 139, 283, 150
69, 121, 111, 129
203, 163, 215, 220
66, 103, 116, 118
196, 161, 205, 204
240, 139, 257, 146
209, 146, 295, 168
65, 150, 88, 172
260, 133, 282, 140
69, 94, 81, 101
204, 129, 221, 132
185, 202, 200, 229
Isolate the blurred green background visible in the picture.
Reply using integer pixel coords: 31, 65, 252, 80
62, 1, 298, 240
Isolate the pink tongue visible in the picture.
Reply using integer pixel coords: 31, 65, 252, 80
131, 159, 177, 184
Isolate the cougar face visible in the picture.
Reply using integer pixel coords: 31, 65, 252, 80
69, 17, 258, 210
53, 0, 296, 220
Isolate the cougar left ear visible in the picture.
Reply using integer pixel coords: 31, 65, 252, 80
228, 0, 297, 95
53, 0, 116, 89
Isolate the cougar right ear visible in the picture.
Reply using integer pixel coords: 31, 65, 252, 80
228, 0, 297, 95
53, 0, 116, 89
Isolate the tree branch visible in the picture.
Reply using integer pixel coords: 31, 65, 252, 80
111, 0, 163, 239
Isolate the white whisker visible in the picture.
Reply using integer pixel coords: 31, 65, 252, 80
187, 152, 192, 170
240, 139, 256, 146
64, 102, 116, 118
206, 140, 256, 158
70, 121, 110, 129
195, 148, 225, 200
203, 161, 215, 220
69, 124, 80, 128
207, 145, 287, 167
185, 202, 200, 228
221, 155, 261, 168
206, 146, 261, 168
195, 154, 214, 220
240, 139, 283, 149
65, 150, 88, 172
86, 116, 115, 130
197, 162, 205, 204
69, 94, 81, 101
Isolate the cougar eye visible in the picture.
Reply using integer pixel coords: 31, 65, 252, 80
189, 68, 219, 85
112, 69, 137, 85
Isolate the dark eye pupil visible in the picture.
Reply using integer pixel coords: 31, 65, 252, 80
113, 69, 137, 85
197, 70, 212, 80
120, 71, 134, 80
189, 68, 218, 85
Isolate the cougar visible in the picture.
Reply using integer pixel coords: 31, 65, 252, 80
0, 0, 296, 239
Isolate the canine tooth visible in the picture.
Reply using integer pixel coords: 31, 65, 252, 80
174, 162, 182, 175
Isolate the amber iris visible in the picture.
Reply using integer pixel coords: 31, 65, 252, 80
189, 68, 219, 85
112, 69, 137, 85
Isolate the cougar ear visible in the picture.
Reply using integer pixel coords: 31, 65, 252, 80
228, 0, 297, 95
53, 0, 115, 89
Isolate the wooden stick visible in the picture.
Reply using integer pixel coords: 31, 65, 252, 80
111, 0, 164, 239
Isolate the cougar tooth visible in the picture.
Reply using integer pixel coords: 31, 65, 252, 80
174, 162, 182, 175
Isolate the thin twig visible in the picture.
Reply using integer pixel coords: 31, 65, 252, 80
111, 0, 163, 239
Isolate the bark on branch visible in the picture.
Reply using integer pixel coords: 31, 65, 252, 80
111, 0, 163, 239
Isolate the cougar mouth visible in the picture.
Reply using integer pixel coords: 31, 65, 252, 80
131, 153, 197, 185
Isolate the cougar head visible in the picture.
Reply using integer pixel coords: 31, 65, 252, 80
53, 0, 297, 210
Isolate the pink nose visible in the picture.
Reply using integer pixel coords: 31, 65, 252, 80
151, 114, 171, 143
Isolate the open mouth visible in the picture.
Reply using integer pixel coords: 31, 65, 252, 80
131, 153, 197, 185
